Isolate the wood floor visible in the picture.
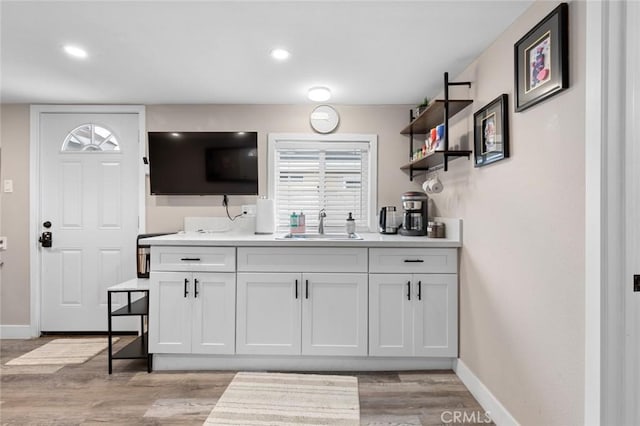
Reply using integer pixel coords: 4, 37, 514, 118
0, 336, 491, 425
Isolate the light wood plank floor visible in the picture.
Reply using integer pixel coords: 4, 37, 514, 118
0, 336, 491, 425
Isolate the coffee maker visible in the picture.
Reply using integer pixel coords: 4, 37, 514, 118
399, 191, 428, 236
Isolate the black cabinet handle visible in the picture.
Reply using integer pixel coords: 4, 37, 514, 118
407, 281, 411, 300
305, 280, 309, 299
184, 278, 189, 298
417, 281, 422, 300
180, 257, 201, 261
194, 279, 199, 298
404, 259, 424, 263
295, 279, 299, 299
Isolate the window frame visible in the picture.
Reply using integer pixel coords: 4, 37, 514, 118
267, 133, 378, 233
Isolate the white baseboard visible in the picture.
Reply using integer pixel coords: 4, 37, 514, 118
454, 359, 519, 426
0, 325, 33, 339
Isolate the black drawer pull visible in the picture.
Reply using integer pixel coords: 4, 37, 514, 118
407, 281, 411, 300
184, 278, 189, 298
295, 279, 299, 299
194, 279, 199, 298
305, 280, 309, 299
404, 259, 424, 263
417, 281, 422, 300
180, 257, 201, 261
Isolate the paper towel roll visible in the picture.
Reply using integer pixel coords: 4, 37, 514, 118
422, 178, 443, 194
255, 198, 276, 234
429, 179, 443, 194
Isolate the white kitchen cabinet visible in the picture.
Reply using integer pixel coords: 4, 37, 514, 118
369, 273, 413, 356
149, 271, 235, 355
151, 246, 235, 272
369, 248, 458, 357
302, 273, 368, 356
236, 273, 301, 356
236, 256, 367, 356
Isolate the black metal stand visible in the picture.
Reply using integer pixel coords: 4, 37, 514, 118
402, 72, 473, 180
107, 289, 151, 374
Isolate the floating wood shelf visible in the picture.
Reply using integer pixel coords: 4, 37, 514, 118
401, 150, 472, 178
401, 100, 473, 135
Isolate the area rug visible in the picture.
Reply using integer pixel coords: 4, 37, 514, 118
5, 337, 117, 366
204, 372, 360, 425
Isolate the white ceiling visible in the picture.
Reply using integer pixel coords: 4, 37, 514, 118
0, 1, 532, 105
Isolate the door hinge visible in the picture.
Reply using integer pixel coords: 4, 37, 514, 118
634, 275, 640, 292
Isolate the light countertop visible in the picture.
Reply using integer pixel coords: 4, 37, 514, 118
140, 218, 462, 248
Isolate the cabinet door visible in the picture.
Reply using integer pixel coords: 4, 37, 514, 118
191, 272, 236, 355
413, 274, 458, 357
236, 273, 301, 355
149, 272, 192, 354
369, 274, 413, 356
301, 273, 367, 356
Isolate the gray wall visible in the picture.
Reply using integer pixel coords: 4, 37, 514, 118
427, 1, 586, 424
145, 104, 419, 232
0, 104, 30, 325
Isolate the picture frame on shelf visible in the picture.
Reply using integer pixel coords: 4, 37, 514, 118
474, 94, 509, 167
514, 2, 568, 112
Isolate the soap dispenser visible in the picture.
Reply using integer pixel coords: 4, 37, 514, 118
346, 212, 356, 235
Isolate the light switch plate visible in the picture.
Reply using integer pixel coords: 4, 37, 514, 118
3, 179, 13, 193
0, 236, 6, 250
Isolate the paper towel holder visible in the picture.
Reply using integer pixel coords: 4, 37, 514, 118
255, 196, 276, 234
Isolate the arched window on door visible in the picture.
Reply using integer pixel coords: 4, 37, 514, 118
61, 124, 120, 152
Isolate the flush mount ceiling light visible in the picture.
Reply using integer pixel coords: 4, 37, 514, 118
270, 48, 290, 61
308, 86, 331, 102
63, 44, 88, 59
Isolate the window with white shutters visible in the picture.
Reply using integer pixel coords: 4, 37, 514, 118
268, 134, 377, 233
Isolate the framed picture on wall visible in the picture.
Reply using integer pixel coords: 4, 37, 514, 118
514, 2, 569, 112
474, 94, 509, 167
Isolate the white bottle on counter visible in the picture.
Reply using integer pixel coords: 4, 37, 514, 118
346, 212, 356, 235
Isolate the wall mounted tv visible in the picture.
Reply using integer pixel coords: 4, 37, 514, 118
148, 131, 258, 195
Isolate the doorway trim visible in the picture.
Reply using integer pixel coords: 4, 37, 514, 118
29, 105, 146, 337
584, 1, 636, 424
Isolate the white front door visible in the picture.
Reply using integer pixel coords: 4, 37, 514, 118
39, 112, 140, 332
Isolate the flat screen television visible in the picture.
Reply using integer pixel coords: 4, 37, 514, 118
148, 131, 258, 195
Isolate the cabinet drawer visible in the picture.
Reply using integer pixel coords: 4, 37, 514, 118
151, 246, 235, 272
237, 247, 367, 273
369, 248, 457, 273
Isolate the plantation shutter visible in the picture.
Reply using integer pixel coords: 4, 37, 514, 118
274, 143, 370, 232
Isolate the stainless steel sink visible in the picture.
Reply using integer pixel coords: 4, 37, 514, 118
276, 233, 363, 240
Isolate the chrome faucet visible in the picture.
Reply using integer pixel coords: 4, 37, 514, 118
318, 209, 327, 234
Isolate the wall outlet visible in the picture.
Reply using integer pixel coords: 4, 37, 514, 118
3, 179, 13, 193
0, 236, 6, 250
242, 204, 257, 216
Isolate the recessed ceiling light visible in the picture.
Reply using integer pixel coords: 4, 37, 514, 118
308, 86, 331, 102
171, 132, 181, 137
270, 48, 290, 61
63, 45, 88, 59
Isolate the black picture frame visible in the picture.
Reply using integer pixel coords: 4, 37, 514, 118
474, 94, 509, 167
514, 3, 568, 112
